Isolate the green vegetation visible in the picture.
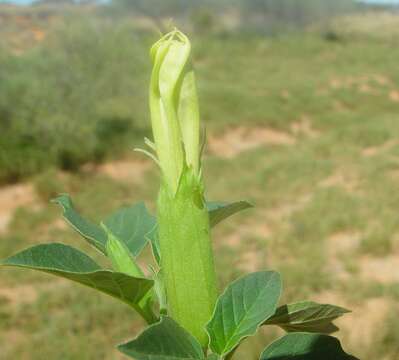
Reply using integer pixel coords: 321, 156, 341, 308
0, 0, 361, 183
0, 29, 357, 359
0, 3, 399, 360
0, 16, 151, 182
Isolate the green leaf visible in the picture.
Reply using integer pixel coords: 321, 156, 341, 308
118, 316, 205, 360
260, 333, 359, 359
206, 271, 282, 356
103, 202, 157, 257
53, 195, 157, 259
265, 301, 350, 334
52, 194, 107, 254
0, 243, 153, 311
207, 201, 253, 227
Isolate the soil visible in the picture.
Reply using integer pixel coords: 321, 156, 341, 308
208, 126, 295, 158
84, 159, 152, 183
0, 183, 37, 234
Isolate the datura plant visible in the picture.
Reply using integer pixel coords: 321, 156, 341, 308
0, 30, 359, 360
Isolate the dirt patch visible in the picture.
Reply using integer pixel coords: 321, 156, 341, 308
290, 116, 319, 138
0, 284, 38, 307
359, 255, 399, 284
340, 298, 391, 353
239, 249, 261, 273
31, 27, 45, 42
389, 90, 399, 103
319, 170, 359, 193
358, 83, 374, 94
314, 292, 391, 354
86, 159, 152, 183
0, 280, 68, 308
280, 90, 291, 99
373, 74, 391, 86
362, 139, 397, 157
2, 329, 25, 358
328, 231, 361, 254
313, 290, 347, 308
391, 169, 399, 182
208, 126, 295, 158
218, 231, 261, 273
223, 233, 242, 248
265, 194, 313, 222
0, 183, 37, 234
48, 218, 68, 231
221, 220, 273, 250
219, 217, 273, 272
326, 231, 361, 280
328, 74, 390, 92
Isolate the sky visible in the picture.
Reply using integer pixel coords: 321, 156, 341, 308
1, 0, 399, 4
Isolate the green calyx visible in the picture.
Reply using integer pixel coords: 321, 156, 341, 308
157, 166, 218, 347
149, 29, 201, 194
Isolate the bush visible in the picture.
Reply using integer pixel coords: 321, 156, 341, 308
0, 16, 150, 183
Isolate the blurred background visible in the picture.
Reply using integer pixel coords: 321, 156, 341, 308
0, 0, 398, 359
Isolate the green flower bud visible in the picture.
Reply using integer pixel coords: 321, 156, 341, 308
150, 29, 218, 348
149, 29, 200, 193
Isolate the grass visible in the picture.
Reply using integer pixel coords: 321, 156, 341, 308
1, 8, 399, 360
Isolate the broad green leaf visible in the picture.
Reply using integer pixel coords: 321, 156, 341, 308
53, 195, 156, 258
0, 243, 153, 313
103, 202, 157, 257
118, 316, 205, 360
265, 301, 350, 334
260, 333, 359, 359
52, 194, 107, 253
207, 355, 219, 360
207, 201, 253, 227
206, 271, 282, 356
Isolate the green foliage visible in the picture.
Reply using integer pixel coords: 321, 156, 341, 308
52, 194, 156, 258
0, 27, 361, 360
118, 317, 205, 360
111, 0, 355, 33
0, 243, 154, 316
52, 194, 108, 253
206, 271, 282, 356
0, 16, 148, 183
260, 333, 358, 360
264, 301, 350, 333
102, 202, 157, 258
207, 201, 254, 227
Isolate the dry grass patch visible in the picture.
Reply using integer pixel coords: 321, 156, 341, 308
0, 183, 38, 234
208, 127, 295, 158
